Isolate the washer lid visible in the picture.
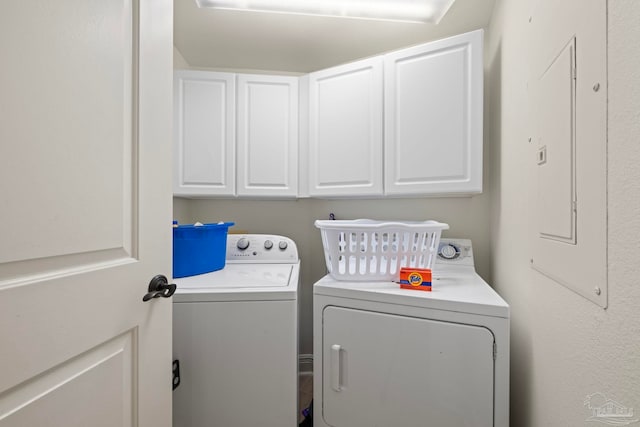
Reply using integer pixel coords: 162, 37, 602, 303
173, 263, 298, 302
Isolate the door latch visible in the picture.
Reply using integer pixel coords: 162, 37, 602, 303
143, 275, 177, 302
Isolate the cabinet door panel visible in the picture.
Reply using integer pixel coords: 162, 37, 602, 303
322, 306, 494, 427
237, 74, 298, 197
174, 70, 235, 196
384, 30, 483, 195
308, 58, 383, 197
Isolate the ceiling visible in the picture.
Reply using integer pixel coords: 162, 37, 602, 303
174, 0, 496, 73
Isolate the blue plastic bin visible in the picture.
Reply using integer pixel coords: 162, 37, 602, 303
173, 222, 235, 278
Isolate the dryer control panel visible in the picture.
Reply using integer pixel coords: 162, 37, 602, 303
226, 234, 299, 263
436, 239, 474, 267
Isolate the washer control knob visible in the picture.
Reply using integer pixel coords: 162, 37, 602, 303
264, 240, 273, 250
237, 238, 250, 250
439, 244, 459, 260
278, 240, 288, 250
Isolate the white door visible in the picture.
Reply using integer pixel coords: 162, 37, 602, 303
237, 74, 299, 197
308, 57, 384, 197
322, 307, 495, 427
0, 1, 172, 426
173, 70, 236, 197
384, 30, 484, 195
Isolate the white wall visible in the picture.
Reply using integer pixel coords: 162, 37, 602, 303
487, 0, 640, 425
174, 45, 190, 68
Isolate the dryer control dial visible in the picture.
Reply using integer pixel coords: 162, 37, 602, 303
438, 243, 460, 260
237, 238, 250, 250
264, 240, 273, 250
278, 241, 288, 250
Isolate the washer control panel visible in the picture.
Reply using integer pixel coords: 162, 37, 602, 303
436, 239, 474, 267
226, 234, 299, 263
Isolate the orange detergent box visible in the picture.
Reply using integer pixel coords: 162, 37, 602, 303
398, 267, 432, 291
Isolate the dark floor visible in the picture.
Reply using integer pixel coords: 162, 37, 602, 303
299, 374, 313, 423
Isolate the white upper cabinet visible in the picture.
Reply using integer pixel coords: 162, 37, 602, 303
384, 30, 483, 195
173, 71, 299, 198
308, 57, 384, 197
174, 70, 236, 196
173, 30, 483, 199
237, 74, 299, 197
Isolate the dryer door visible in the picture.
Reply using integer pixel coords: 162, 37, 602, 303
322, 306, 494, 427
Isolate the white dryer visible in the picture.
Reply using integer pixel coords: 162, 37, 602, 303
313, 239, 509, 427
173, 234, 299, 427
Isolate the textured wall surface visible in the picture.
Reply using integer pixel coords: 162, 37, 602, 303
487, 0, 640, 425
173, 46, 190, 68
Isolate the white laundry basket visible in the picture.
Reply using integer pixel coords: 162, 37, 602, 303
315, 219, 449, 281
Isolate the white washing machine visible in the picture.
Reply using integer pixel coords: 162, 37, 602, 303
313, 239, 509, 427
173, 234, 299, 427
